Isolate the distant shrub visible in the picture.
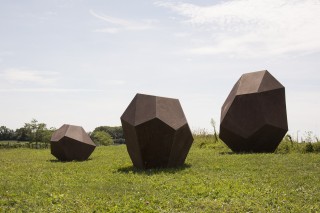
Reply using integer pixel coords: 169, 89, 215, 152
304, 142, 314, 153
275, 139, 320, 154
93, 126, 123, 140
192, 134, 231, 153
114, 138, 125, 144
191, 132, 320, 154
0, 141, 48, 149
90, 131, 113, 146
313, 142, 320, 153
275, 141, 291, 154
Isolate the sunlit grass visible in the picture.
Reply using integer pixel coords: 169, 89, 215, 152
0, 140, 320, 212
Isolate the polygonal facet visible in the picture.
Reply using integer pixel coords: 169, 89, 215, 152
50, 124, 96, 161
220, 70, 288, 153
121, 93, 193, 169
156, 97, 188, 130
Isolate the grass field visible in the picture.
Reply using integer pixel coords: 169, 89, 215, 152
1, 140, 320, 212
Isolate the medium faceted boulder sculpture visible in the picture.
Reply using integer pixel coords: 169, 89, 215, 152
50, 124, 96, 161
121, 93, 193, 169
220, 70, 288, 153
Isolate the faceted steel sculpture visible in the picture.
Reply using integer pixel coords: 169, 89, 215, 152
220, 70, 288, 153
121, 93, 193, 169
50, 124, 96, 161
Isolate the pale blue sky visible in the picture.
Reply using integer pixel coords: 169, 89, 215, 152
1, 0, 320, 139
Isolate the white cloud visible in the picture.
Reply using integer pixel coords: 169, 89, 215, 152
156, 0, 320, 58
2, 68, 58, 85
90, 10, 156, 33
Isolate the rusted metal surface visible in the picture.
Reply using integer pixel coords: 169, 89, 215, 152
50, 124, 96, 161
121, 93, 193, 169
220, 70, 288, 153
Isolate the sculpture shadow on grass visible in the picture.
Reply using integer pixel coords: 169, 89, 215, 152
219, 151, 236, 155
48, 158, 93, 163
116, 163, 191, 175
219, 151, 276, 155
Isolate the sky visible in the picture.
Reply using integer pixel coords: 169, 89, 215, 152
1, 0, 320, 140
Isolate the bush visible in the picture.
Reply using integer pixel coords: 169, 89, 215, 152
304, 142, 314, 153
91, 131, 113, 146
114, 138, 125, 144
313, 142, 320, 153
192, 134, 231, 153
275, 141, 291, 154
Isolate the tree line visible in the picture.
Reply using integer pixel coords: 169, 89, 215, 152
0, 119, 54, 143
0, 119, 125, 148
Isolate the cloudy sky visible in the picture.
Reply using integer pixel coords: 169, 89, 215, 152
1, 0, 320, 139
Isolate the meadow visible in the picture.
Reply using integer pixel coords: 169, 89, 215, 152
0, 137, 320, 212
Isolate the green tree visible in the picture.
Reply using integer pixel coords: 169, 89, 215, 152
91, 131, 114, 146
19, 119, 55, 148
34, 123, 54, 144
93, 126, 124, 144
0, 126, 15, 140
23, 119, 38, 142
15, 127, 30, 141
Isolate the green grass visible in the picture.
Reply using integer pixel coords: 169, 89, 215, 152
1, 142, 320, 212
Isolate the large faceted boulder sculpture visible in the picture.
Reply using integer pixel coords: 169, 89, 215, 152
121, 93, 194, 169
220, 70, 288, 153
50, 124, 96, 161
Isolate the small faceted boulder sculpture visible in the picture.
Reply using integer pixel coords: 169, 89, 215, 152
121, 93, 193, 169
220, 70, 288, 153
50, 124, 96, 161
